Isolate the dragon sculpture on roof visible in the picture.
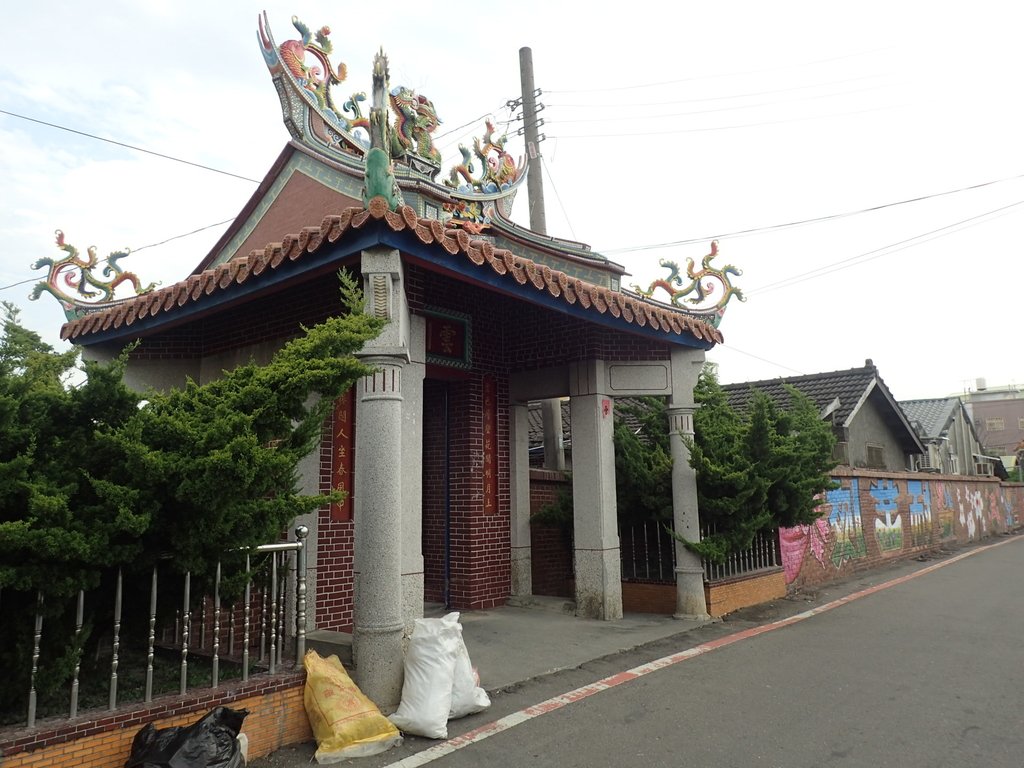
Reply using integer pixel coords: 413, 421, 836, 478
631, 241, 744, 328
30, 230, 156, 320
258, 12, 526, 229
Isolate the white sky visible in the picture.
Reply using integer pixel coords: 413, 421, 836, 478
2, 1, 1022, 400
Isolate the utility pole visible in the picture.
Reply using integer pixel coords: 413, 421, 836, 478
519, 47, 547, 235
518, 46, 563, 470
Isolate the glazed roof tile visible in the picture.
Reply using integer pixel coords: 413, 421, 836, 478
721, 363, 881, 427
61, 199, 723, 347
721, 360, 925, 454
898, 397, 961, 440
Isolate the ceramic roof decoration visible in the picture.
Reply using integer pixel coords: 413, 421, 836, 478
631, 240, 744, 328
50, 13, 727, 355
362, 49, 403, 212
257, 11, 526, 228
30, 230, 156, 321
59, 201, 724, 348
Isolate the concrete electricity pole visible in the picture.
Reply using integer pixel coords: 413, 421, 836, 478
518, 47, 563, 470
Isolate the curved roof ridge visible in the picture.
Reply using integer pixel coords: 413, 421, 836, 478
61, 200, 723, 347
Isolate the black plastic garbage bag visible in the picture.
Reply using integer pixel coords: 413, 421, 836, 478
124, 706, 249, 768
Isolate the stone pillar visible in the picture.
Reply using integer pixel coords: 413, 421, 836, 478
400, 315, 425, 635
509, 402, 533, 597
569, 391, 622, 620
668, 348, 710, 620
352, 247, 408, 709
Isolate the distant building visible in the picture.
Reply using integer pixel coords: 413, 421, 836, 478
899, 397, 1004, 478
962, 378, 1024, 471
721, 360, 924, 472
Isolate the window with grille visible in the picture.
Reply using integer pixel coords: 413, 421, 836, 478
986, 418, 1005, 431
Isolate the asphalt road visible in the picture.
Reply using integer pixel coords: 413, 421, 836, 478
253, 535, 1024, 768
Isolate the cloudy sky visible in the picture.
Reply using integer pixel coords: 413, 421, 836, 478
2, 1, 1022, 400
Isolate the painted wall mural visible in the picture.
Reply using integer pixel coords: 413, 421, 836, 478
906, 480, 932, 548
870, 479, 903, 554
826, 479, 866, 568
779, 520, 829, 584
957, 487, 986, 541
778, 473, 1021, 590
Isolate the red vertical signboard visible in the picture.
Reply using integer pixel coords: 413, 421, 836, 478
331, 388, 355, 521
482, 375, 498, 515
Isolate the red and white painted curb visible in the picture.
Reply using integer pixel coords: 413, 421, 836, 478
385, 535, 1021, 768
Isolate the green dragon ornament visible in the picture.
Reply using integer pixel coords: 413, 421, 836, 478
30, 230, 156, 320
631, 241, 744, 327
361, 50, 403, 210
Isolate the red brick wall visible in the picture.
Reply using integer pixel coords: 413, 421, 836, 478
315, 402, 355, 631
129, 273, 349, 361
622, 581, 675, 614
529, 470, 574, 598
704, 570, 787, 617
0, 672, 309, 768
422, 379, 448, 603
780, 470, 1024, 591
125, 259, 682, 628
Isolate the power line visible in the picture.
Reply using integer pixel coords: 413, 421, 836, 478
751, 199, 1024, 296
132, 218, 236, 253
602, 172, 1024, 255
432, 104, 514, 143
709, 344, 807, 377
546, 47, 892, 94
540, 158, 577, 241
548, 74, 885, 110
549, 103, 898, 141
549, 83, 889, 124
0, 109, 261, 183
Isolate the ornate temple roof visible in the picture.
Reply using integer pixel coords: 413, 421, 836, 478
60, 198, 722, 347
43, 12, 739, 350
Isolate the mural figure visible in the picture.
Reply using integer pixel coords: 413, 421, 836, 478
870, 479, 902, 554
998, 488, 1015, 529
956, 487, 987, 540
779, 519, 829, 585
906, 480, 932, 547
825, 479, 866, 567
935, 481, 955, 539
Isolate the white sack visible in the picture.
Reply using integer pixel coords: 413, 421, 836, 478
388, 616, 460, 739
445, 613, 490, 718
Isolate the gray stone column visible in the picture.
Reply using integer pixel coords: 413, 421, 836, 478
569, 392, 623, 620
668, 348, 710, 620
352, 247, 409, 709
400, 315, 425, 635
509, 402, 533, 597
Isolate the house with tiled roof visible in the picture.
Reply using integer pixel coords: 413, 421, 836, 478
721, 360, 924, 472
899, 397, 1005, 478
34, 14, 746, 708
